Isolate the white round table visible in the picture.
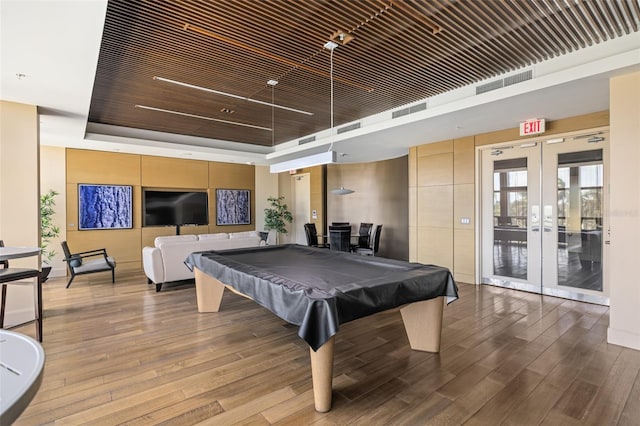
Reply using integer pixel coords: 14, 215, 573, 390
0, 247, 41, 261
0, 330, 45, 424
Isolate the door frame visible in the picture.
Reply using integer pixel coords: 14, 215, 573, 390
474, 126, 610, 305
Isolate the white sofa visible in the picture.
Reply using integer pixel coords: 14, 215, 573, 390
143, 231, 265, 291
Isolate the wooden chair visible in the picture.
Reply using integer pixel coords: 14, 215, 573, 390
61, 241, 116, 288
356, 225, 382, 256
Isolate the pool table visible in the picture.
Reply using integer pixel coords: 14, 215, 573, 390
185, 244, 458, 412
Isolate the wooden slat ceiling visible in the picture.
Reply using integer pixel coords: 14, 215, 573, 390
89, 0, 640, 147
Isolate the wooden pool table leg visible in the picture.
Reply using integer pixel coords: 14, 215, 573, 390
194, 268, 225, 313
400, 296, 445, 353
309, 336, 335, 412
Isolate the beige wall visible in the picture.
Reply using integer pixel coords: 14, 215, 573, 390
0, 100, 40, 326
254, 166, 279, 232
608, 71, 640, 350
66, 149, 256, 273
40, 145, 67, 277
327, 157, 409, 260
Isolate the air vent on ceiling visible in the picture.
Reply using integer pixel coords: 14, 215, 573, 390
476, 70, 533, 95
337, 122, 361, 134
392, 102, 427, 119
504, 70, 532, 87
298, 135, 316, 145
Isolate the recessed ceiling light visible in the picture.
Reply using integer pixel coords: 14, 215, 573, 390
153, 76, 313, 115
267, 80, 278, 86
220, 108, 234, 114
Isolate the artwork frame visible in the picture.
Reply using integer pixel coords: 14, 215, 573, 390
216, 189, 251, 225
78, 184, 133, 230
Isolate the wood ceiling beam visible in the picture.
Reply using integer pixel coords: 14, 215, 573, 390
183, 23, 374, 93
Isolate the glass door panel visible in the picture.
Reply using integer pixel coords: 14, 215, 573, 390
481, 144, 541, 292
542, 136, 609, 305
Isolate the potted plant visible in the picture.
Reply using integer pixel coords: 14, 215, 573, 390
40, 189, 60, 282
264, 196, 293, 244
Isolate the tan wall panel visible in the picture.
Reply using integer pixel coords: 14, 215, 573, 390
417, 227, 453, 270
474, 111, 610, 147
66, 183, 79, 231
409, 226, 418, 262
67, 149, 141, 185
417, 140, 453, 157
454, 136, 475, 185
454, 273, 475, 285
454, 184, 475, 230
417, 153, 454, 187
417, 186, 453, 229
409, 186, 417, 228
408, 147, 417, 187
142, 156, 208, 188
66, 228, 142, 272
454, 228, 475, 277
209, 162, 254, 189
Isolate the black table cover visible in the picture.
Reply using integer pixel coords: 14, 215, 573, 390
186, 244, 458, 350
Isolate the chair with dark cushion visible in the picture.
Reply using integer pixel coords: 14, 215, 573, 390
61, 241, 116, 288
351, 222, 373, 251
331, 222, 350, 227
329, 228, 351, 252
356, 224, 382, 256
304, 223, 328, 248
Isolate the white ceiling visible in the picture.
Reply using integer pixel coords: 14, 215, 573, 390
2, 1, 639, 166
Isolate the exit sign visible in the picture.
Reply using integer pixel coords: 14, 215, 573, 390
520, 118, 545, 136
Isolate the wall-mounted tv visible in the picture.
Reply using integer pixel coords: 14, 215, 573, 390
78, 184, 133, 230
143, 190, 209, 227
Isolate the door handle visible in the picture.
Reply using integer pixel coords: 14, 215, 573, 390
531, 205, 540, 232
543, 205, 553, 232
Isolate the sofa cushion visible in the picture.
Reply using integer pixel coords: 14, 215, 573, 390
154, 234, 197, 247
230, 231, 259, 238
198, 233, 229, 240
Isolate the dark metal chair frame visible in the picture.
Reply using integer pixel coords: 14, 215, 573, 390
61, 241, 116, 288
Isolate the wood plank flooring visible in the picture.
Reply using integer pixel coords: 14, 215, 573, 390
11, 270, 640, 425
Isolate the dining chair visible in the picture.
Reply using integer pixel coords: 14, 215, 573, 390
61, 241, 116, 288
329, 228, 351, 252
304, 223, 328, 248
356, 225, 382, 256
351, 222, 373, 251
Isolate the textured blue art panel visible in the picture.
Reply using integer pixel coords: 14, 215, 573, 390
216, 189, 250, 225
79, 185, 133, 230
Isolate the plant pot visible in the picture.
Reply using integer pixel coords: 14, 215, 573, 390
41, 265, 52, 283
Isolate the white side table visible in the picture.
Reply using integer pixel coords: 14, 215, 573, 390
0, 330, 45, 424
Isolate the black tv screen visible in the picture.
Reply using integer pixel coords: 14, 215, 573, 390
143, 190, 208, 227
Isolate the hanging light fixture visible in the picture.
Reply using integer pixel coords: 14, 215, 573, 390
331, 187, 354, 195
269, 38, 342, 173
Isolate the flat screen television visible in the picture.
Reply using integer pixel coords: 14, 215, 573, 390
143, 190, 208, 227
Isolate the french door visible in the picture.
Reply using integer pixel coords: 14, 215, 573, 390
480, 130, 609, 305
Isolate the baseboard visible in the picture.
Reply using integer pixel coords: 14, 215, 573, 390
607, 327, 640, 351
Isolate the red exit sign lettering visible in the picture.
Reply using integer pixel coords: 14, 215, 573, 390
520, 118, 545, 136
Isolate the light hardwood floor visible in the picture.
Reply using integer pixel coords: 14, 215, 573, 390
11, 270, 640, 425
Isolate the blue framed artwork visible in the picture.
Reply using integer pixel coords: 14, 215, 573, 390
78, 184, 133, 230
216, 189, 251, 225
